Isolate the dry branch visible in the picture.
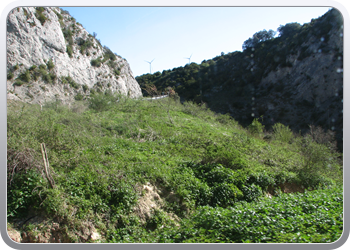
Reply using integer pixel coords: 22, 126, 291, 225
40, 143, 55, 189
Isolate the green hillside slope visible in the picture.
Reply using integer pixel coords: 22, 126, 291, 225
7, 94, 342, 243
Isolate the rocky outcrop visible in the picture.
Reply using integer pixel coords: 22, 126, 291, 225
225, 8, 343, 145
7, 7, 142, 105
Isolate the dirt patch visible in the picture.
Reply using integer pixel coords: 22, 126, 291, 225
134, 182, 180, 225
10, 216, 101, 243
134, 183, 163, 222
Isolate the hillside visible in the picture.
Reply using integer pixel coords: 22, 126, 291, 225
6, 7, 343, 244
136, 8, 343, 150
6, 7, 142, 104
7, 95, 342, 243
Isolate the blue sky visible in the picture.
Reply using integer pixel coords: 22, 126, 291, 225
61, 6, 330, 77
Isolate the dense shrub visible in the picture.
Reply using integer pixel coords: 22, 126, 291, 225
91, 58, 102, 67
88, 92, 119, 112
62, 75, 79, 89
77, 38, 93, 55
7, 169, 43, 218
272, 123, 294, 143
64, 46, 73, 58
82, 84, 89, 92
248, 118, 265, 137
46, 59, 55, 71
103, 46, 116, 61
202, 144, 247, 169
74, 93, 84, 101
18, 70, 31, 83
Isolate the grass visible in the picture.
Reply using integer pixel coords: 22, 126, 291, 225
7, 93, 343, 243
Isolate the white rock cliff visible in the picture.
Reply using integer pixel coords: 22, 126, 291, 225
7, 7, 142, 104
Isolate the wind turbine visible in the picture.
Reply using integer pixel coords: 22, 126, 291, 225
145, 59, 155, 74
184, 54, 192, 64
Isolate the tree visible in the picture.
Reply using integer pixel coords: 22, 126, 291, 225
277, 23, 301, 38
93, 32, 97, 38
242, 29, 276, 51
255, 29, 276, 42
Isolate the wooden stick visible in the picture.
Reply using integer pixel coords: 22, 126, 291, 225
41, 143, 55, 189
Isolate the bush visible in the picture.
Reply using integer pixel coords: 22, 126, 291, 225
75, 93, 84, 101
13, 64, 19, 71
13, 80, 25, 86
272, 123, 294, 143
300, 136, 332, 174
29, 65, 37, 71
88, 92, 118, 112
41, 72, 56, 84
210, 182, 243, 207
62, 28, 73, 44
241, 183, 263, 202
308, 125, 337, 151
35, 7, 47, 25
18, 70, 31, 83
103, 46, 116, 61
7, 72, 14, 80
46, 59, 55, 71
53, 10, 63, 20
62, 75, 79, 89
91, 58, 102, 67
7, 148, 44, 218
7, 169, 43, 218
66, 45, 73, 58
82, 84, 89, 92
179, 163, 247, 207
42, 72, 51, 83
248, 118, 264, 137
201, 143, 248, 170
77, 38, 93, 54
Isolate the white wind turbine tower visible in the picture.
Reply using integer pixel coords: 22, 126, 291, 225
145, 59, 155, 74
184, 54, 192, 64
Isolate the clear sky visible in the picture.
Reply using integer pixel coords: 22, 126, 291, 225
61, 6, 330, 77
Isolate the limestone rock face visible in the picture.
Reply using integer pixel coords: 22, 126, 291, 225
7, 7, 142, 104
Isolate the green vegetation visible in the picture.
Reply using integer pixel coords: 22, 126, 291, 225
7, 72, 14, 80
103, 46, 117, 61
155, 187, 343, 243
7, 93, 342, 243
91, 57, 102, 67
61, 75, 79, 89
53, 9, 63, 21
74, 93, 84, 101
77, 38, 93, 55
35, 7, 47, 26
10, 62, 57, 86
46, 59, 55, 71
272, 123, 294, 143
82, 84, 89, 93
62, 27, 74, 58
